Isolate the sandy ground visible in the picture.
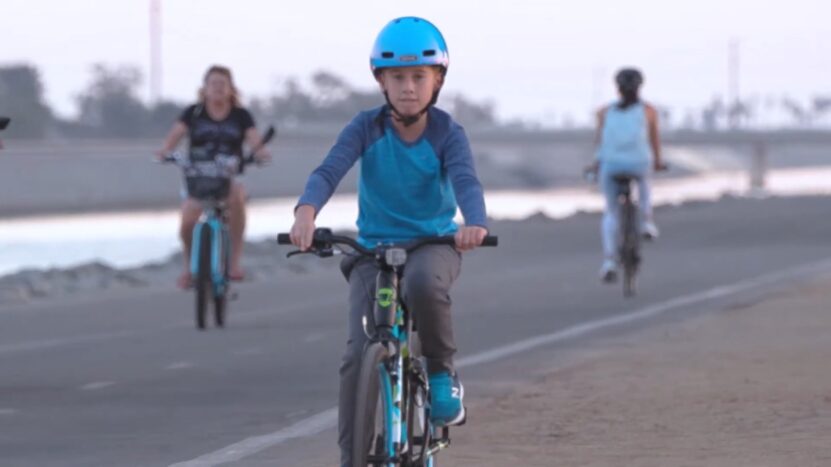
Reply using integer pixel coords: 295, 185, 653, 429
445, 277, 831, 467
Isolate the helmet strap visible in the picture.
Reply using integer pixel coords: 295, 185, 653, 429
382, 88, 441, 127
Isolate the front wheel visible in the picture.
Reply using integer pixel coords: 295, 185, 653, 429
213, 229, 229, 328
353, 342, 394, 466
620, 201, 640, 298
213, 295, 226, 327
194, 225, 212, 330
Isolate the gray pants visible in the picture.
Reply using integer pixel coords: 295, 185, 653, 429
337, 245, 462, 467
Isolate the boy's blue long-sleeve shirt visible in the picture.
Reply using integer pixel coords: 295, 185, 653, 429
298, 106, 488, 246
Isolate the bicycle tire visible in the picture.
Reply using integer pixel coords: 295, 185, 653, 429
401, 331, 430, 466
621, 200, 640, 297
353, 342, 394, 466
213, 295, 226, 328
214, 229, 229, 328
195, 225, 212, 330
406, 366, 432, 466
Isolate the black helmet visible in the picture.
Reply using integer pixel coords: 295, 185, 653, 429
615, 68, 643, 92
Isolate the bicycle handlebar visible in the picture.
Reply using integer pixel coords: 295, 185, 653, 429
277, 228, 498, 257
158, 124, 276, 167
160, 152, 260, 167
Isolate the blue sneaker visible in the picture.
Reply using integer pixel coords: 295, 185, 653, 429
429, 371, 465, 426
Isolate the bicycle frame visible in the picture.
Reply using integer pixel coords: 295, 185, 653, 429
369, 254, 452, 466
372, 262, 416, 463
613, 175, 641, 296
190, 202, 230, 296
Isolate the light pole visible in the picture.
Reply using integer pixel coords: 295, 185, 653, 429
728, 38, 740, 129
149, 0, 162, 103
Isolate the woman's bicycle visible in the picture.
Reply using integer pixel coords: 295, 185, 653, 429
586, 163, 668, 297
610, 173, 642, 297
163, 126, 275, 329
278, 228, 497, 466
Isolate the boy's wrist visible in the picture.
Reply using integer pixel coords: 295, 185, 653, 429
294, 204, 317, 220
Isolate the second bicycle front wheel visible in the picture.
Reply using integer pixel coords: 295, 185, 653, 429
213, 294, 226, 327
353, 342, 394, 467
620, 201, 640, 297
213, 229, 229, 328
195, 225, 212, 329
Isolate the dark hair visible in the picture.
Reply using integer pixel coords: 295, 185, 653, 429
615, 68, 643, 110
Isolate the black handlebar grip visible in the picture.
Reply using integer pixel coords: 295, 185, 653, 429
277, 233, 292, 245
482, 236, 498, 247
261, 126, 276, 145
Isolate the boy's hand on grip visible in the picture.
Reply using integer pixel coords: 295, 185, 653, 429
455, 226, 488, 252
291, 205, 317, 251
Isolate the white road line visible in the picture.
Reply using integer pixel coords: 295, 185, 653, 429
168, 408, 337, 467
168, 258, 831, 467
457, 259, 831, 367
285, 410, 311, 419
80, 381, 116, 391
0, 331, 138, 356
0, 408, 19, 415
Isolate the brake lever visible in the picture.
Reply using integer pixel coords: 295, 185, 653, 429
286, 250, 311, 258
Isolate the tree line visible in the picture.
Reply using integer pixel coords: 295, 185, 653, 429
1, 63, 828, 139
0, 64, 498, 139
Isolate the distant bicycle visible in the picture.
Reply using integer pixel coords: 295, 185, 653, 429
610, 173, 643, 297
163, 126, 275, 329
586, 163, 667, 297
278, 228, 497, 466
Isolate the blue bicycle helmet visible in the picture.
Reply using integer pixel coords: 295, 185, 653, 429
370, 17, 450, 126
370, 17, 449, 76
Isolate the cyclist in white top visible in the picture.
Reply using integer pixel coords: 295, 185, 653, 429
593, 68, 666, 282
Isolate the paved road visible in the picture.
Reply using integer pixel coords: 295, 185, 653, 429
1, 196, 830, 466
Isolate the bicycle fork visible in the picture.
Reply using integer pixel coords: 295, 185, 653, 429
190, 216, 228, 295
374, 269, 405, 464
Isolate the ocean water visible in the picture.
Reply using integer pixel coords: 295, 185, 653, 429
2, 167, 829, 275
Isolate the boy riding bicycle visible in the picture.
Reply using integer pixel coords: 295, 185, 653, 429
287, 17, 489, 467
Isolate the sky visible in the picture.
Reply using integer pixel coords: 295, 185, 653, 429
3, 0, 830, 126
